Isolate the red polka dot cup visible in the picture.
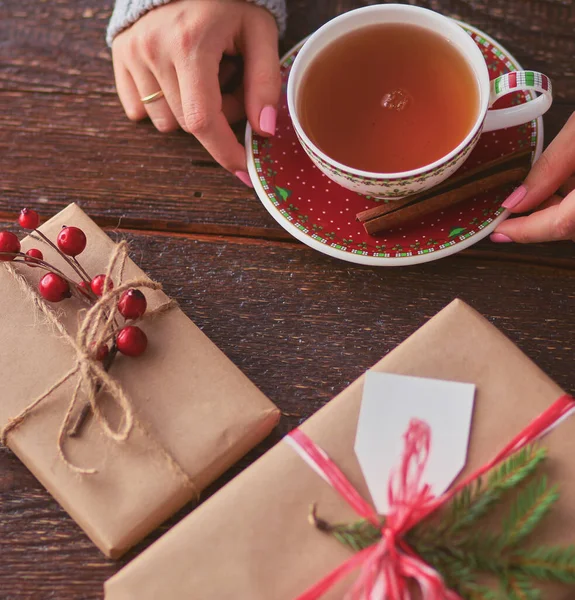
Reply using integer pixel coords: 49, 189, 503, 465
287, 4, 553, 199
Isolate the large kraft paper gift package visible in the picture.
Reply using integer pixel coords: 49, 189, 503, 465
105, 299, 574, 599
0, 204, 280, 558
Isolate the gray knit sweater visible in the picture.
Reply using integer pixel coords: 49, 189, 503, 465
107, 0, 287, 46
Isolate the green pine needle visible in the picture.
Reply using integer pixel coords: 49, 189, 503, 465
442, 446, 547, 537
309, 444, 572, 599
511, 545, 575, 583
307, 504, 382, 553
505, 573, 542, 600
460, 583, 509, 600
330, 519, 381, 552
502, 476, 559, 547
411, 546, 476, 592
488, 447, 547, 491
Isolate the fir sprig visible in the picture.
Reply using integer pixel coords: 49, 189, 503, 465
459, 583, 508, 600
311, 445, 575, 599
445, 446, 547, 536
308, 504, 382, 552
504, 573, 542, 600
511, 545, 575, 583
502, 475, 558, 547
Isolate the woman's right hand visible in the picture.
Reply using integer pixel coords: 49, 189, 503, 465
492, 112, 575, 243
111, 0, 281, 186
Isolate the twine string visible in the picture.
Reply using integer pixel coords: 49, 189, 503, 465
0, 241, 192, 489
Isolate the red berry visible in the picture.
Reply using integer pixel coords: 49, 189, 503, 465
116, 326, 148, 357
57, 226, 87, 256
25, 248, 43, 266
39, 272, 71, 302
118, 289, 147, 320
93, 343, 109, 362
91, 274, 113, 297
0, 231, 21, 261
78, 280, 91, 297
18, 208, 40, 230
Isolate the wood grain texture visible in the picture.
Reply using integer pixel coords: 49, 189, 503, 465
0, 0, 573, 238
1, 0, 575, 597
1, 225, 575, 599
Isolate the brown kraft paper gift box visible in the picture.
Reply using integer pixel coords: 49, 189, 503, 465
105, 299, 573, 599
0, 204, 280, 558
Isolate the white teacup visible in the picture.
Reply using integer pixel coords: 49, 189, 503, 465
287, 4, 552, 199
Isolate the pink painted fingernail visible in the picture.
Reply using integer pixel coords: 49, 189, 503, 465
502, 184, 528, 209
490, 232, 513, 243
259, 105, 277, 136
235, 170, 253, 188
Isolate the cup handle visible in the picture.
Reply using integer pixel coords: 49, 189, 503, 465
483, 71, 552, 133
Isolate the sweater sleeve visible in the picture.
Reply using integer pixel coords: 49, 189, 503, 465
106, 0, 287, 47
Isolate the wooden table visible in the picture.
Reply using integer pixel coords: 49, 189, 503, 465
1, 1, 574, 597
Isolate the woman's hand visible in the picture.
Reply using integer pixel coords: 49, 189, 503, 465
491, 111, 575, 243
112, 0, 281, 186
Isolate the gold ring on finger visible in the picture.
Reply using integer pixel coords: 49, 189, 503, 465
140, 90, 165, 104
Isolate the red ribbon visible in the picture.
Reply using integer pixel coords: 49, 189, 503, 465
287, 394, 575, 600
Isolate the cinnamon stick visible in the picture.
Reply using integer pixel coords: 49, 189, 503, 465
364, 166, 530, 234
357, 149, 532, 235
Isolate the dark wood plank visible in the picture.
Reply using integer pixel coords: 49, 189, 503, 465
0, 224, 574, 598
1, 0, 573, 242
1, 0, 575, 597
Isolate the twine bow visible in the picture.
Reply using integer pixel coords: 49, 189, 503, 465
0, 241, 180, 476
287, 393, 575, 600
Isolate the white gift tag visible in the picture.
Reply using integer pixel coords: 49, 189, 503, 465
355, 372, 475, 514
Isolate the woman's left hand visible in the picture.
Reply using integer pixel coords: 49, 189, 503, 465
491, 111, 575, 243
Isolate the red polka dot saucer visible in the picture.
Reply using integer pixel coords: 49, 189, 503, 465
246, 21, 543, 266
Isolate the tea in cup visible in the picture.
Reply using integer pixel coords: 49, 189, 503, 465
287, 5, 552, 199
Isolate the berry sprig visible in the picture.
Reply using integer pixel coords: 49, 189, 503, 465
1, 208, 153, 433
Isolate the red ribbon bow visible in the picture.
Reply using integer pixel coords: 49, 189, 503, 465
286, 394, 575, 600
